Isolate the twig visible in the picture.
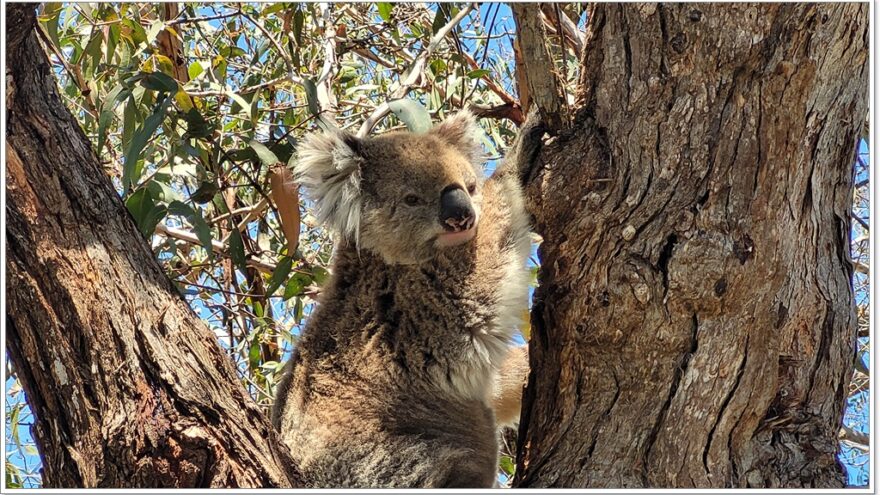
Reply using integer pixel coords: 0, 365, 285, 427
187, 76, 292, 97
511, 3, 567, 130
839, 425, 869, 449
167, 9, 241, 26
239, 10, 303, 86
156, 223, 277, 274
357, 3, 477, 137
315, 3, 340, 122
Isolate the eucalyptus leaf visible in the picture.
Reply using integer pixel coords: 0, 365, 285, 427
249, 140, 279, 166
140, 71, 179, 93
302, 78, 320, 117
228, 223, 247, 272
125, 188, 167, 238
377, 2, 394, 21
226, 91, 253, 121
123, 96, 170, 192
266, 256, 294, 296
388, 99, 432, 133
167, 201, 214, 258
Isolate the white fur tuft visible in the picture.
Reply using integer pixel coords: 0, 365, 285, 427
293, 130, 363, 243
430, 110, 487, 168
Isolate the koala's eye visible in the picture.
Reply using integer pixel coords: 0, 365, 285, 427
466, 183, 477, 195
403, 194, 421, 206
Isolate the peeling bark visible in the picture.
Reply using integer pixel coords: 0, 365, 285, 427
5, 4, 301, 488
516, 4, 868, 488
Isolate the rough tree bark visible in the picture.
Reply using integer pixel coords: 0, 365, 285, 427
4, 2, 869, 490
515, 3, 868, 488
5, 4, 301, 488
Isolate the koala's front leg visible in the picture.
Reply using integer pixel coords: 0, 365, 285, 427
435, 457, 498, 488
492, 345, 529, 428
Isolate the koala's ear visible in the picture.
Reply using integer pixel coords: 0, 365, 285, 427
293, 129, 364, 241
430, 110, 486, 165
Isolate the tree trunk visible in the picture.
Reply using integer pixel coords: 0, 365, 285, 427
4, 2, 869, 490
515, 3, 868, 488
5, 4, 301, 488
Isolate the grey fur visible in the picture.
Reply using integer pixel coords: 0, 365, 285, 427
273, 111, 545, 488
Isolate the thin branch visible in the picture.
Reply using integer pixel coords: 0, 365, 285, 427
541, 4, 585, 56
357, 3, 477, 137
839, 425, 869, 449
239, 10, 303, 86
853, 260, 869, 275
167, 9, 241, 26
156, 223, 277, 274
187, 76, 291, 97
315, 3, 340, 122
511, 3, 567, 130
460, 51, 518, 105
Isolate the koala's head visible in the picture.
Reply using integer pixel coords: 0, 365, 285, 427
294, 111, 486, 265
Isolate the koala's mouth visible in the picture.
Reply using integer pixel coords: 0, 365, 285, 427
435, 225, 477, 248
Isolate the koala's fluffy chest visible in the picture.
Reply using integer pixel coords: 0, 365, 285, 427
315, 245, 522, 404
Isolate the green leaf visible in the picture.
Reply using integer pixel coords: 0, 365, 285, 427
293, 8, 305, 44
39, 3, 63, 49
140, 71, 179, 93
125, 188, 167, 237
429, 59, 448, 75
499, 455, 515, 477
388, 99, 432, 133
301, 78, 320, 117
123, 96, 169, 192
266, 256, 293, 296
466, 68, 491, 79
262, 3, 286, 15
226, 91, 253, 121
188, 60, 204, 80
106, 18, 120, 64
431, 6, 449, 34
145, 176, 180, 203
294, 297, 304, 321
311, 266, 329, 286
75, 29, 101, 66
249, 140, 279, 166
122, 95, 137, 153
283, 273, 308, 301
191, 180, 219, 204
145, 21, 166, 46
9, 406, 20, 447
377, 2, 394, 21
97, 85, 128, 147
182, 108, 213, 139
167, 201, 214, 258
248, 339, 261, 370
122, 18, 147, 47
228, 224, 247, 272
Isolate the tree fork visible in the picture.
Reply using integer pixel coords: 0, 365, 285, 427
515, 3, 867, 488
5, 4, 302, 487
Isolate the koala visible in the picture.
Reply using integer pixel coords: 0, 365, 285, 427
272, 110, 544, 488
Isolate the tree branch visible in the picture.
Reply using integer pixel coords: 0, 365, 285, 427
357, 3, 476, 137
838, 426, 869, 450
511, 3, 567, 131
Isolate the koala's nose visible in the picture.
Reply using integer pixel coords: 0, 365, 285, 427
439, 186, 475, 232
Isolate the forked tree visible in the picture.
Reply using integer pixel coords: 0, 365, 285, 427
5, 3, 868, 488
